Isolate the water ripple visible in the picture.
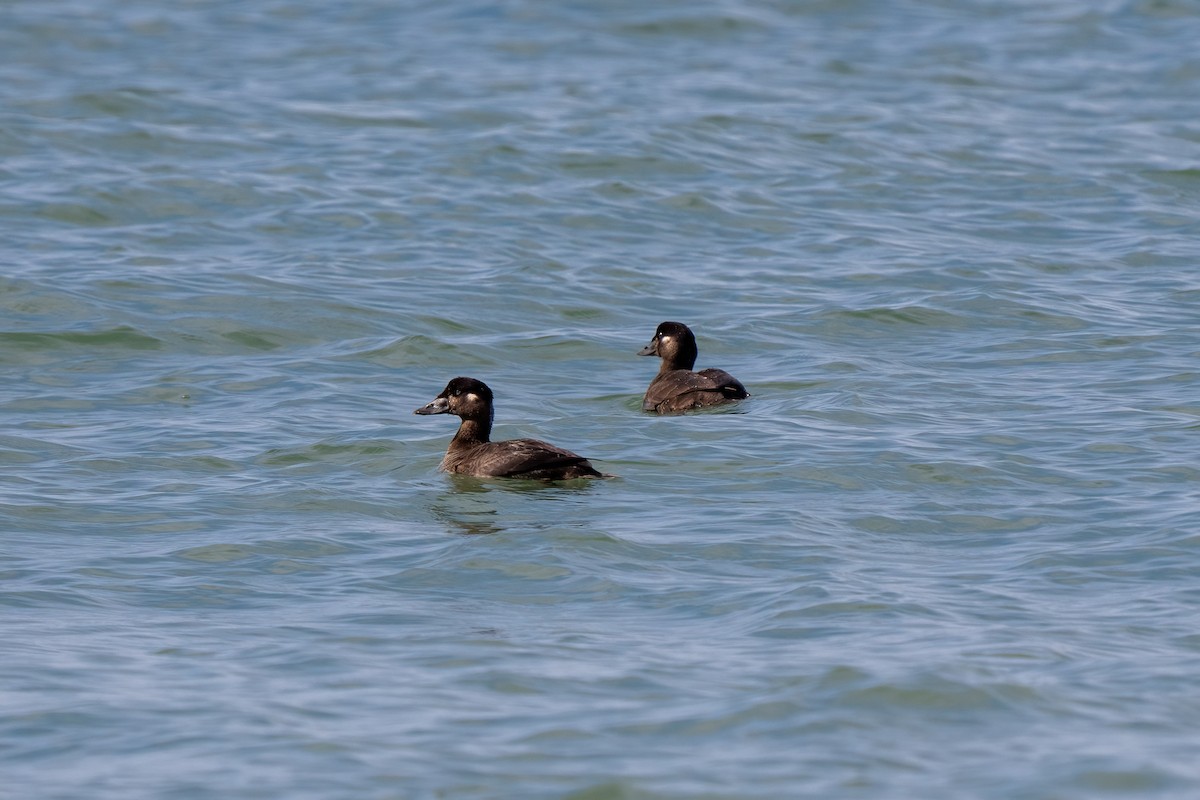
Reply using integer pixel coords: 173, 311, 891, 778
3, 0, 1199, 797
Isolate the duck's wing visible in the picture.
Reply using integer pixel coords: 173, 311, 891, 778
643, 369, 749, 412
696, 368, 749, 399
643, 370, 714, 411
480, 438, 601, 479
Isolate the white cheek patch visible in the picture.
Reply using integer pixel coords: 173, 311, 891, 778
466, 393, 480, 402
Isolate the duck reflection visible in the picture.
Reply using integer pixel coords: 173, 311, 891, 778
428, 473, 599, 536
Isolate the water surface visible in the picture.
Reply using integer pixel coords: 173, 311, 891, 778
3, 1, 1199, 798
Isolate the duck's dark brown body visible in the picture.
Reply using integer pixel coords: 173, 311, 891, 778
415, 377, 604, 480
439, 436, 601, 480
638, 322, 749, 414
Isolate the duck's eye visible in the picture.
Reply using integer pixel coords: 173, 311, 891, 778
452, 389, 461, 397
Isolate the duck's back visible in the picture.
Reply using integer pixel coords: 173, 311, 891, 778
444, 438, 603, 479
644, 368, 749, 414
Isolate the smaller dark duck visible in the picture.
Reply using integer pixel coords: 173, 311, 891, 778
414, 377, 605, 480
637, 321, 749, 414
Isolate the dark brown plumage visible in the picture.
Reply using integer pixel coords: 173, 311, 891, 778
414, 377, 605, 480
637, 321, 749, 414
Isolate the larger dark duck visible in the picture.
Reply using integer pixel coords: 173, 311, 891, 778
414, 377, 605, 480
637, 321, 749, 414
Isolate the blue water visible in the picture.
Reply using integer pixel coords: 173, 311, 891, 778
3, 1, 1199, 798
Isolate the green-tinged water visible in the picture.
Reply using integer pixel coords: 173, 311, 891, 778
3, 1, 1199, 798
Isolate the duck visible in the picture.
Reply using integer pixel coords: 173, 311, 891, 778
414, 377, 606, 480
637, 321, 749, 414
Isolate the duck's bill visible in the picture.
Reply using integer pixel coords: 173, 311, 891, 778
414, 396, 450, 415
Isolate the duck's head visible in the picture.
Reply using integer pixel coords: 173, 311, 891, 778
415, 376, 495, 422
637, 321, 698, 370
